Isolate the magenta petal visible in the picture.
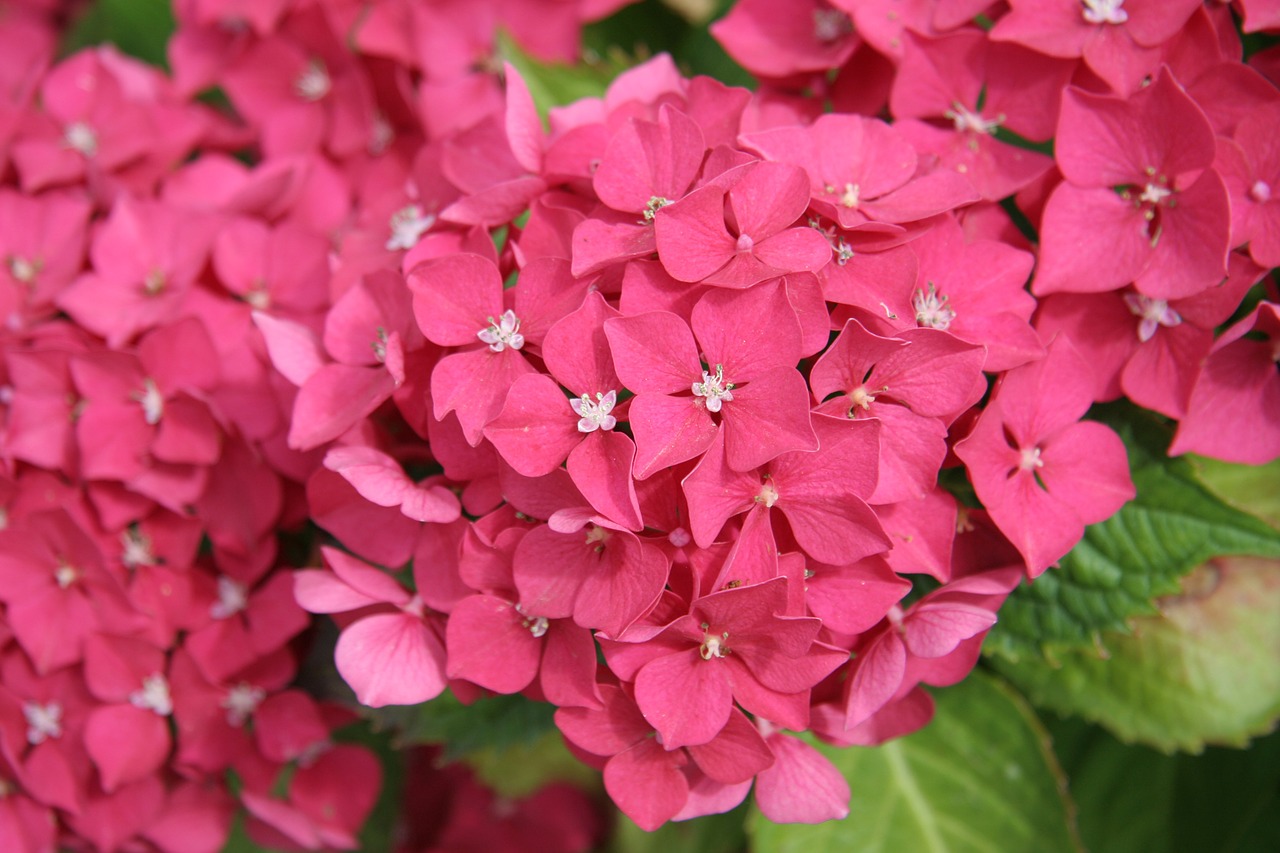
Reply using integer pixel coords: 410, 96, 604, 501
681, 432, 759, 548
539, 621, 603, 710
722, 368, 817, 472
845, 630, 906, 728
1039, 421, 1136, 526
755, 734, 850, 824
604, 740, 688, 832
904, 602, 997, 658
685, 709, 773, 784
431, 348, 536, 446
288, 363, 396, 451
653, 183, 735, 283
627, 393, 718, 479
84, 705, 170, 793
1133, 169, 1231, 300
1033, 183, 1153, 296
335, 613, 447, 707
406, 253, 504, 347
574, 539, 668, 636
634, 649, 733, 749
292, 569, 384, 614
445, 595, 540, 694
483, 373, 581, 476
567, 431, 643, 531
605, 311, 703, 395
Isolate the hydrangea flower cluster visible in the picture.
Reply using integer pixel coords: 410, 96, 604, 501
0, 0, 1277, 847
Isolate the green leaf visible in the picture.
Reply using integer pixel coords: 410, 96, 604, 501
1189, 455, 1280, 531
367, 688, 557, 759
496, 31, 622, 121
995, 556, 1280, 753
464, 728, 600, 799
750, 672, 1080, 853
62, 0, 176, 68
608, 801, 749, 853
985, 405, 1280, 660
1047, 716, 1280, 853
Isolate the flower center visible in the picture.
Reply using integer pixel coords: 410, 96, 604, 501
244, 283, 271, 310
477, 310, 525, 352
6, 255, 38, 284
222, 683, 266, 727
735, 232, 755, 252
584, 525, 612, 555
668, 527, 691, 548
295, 59, 331, 101
1019, 446, 1045, 471
1138, 182, 1171, 205
571, 390, 618, 433
699, 623, 730, 660
838, 183, 860, 209
692, 364, 734, 413
642, 196, 672, 222
63, 121, 98, 157
1123, 292, 1182, 342
1250, 180, 1272, 203
120, 526, 156, 569
515, 605, 550, 639
848, 386, 877, 415
23, 701, 62, 745
945, 103, 1001, 135
755, 479, 780, 508
135, 378, 164, 426
210, 575, 248, 620
55, 563, 77, 589
143, 268, 167, 295
386, 204, 436, 251
813, 8, 853, 42
914, 282, 956, 331
1081, 0, 1128, 25
129, 673, 173, 717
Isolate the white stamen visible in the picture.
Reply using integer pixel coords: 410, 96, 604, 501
1081, 0, 1128, 25
210, 575, 248, 620
477, 310, 524, 352
692, 364, 734, 413
129, 673, 173, 717
1019, 446, 1045, 471
699, 626, 730, 660
838, 183, 860, 209
385, 204, 436, 251
120, 526, 156, 569
63, 121, 98, 157
294, 59, 331, 101
570, 390, 618, 433
1250, 180, 1272, 203
143, 269, 166, 295
222, 683, 266, 727
6, 256, 38, 284
1124, 293, 1182, 342
755, 480, 780, 508
244, 284, 271, 310
1139, 182, 1171, 205
849, 386, 877, 413
137, 378, 164, 426
23, 701, 63, 745
914, 282, 956, 331
642, 196, 672, 222
813, 8, 852, 42
369, 113, 394, 155
55, 564, 77, 589
945, 103, 1001, 135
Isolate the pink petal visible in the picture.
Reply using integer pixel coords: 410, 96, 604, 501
335, 613, 447, 707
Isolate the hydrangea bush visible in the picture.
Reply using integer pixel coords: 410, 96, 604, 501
0, 0, 1278, 850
